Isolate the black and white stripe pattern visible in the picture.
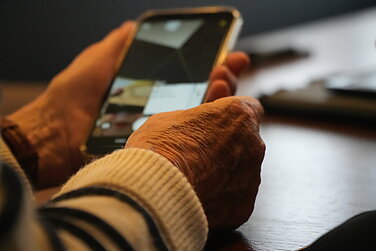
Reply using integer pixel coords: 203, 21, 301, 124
41, 186, 169, 251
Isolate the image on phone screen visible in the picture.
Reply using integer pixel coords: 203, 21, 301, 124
86, 11, 236, 154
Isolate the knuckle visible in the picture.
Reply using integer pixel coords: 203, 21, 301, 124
224, 97, 244, 112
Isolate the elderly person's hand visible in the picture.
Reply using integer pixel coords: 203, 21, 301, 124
8, 21, 250, 189
126, 96, 265, 231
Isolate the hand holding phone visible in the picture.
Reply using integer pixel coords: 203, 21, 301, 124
8, 11, 249, 188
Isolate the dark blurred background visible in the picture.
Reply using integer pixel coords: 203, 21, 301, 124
0, 0, 374, 81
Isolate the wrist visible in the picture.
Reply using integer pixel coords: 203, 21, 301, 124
125, 140, 204, 194
8, 93, 77, 188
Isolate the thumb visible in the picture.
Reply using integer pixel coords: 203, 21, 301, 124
49, 21, 136, 101
67, 21, 136, 73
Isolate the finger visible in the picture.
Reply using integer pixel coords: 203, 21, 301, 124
205, 80, 232, 102
206, 52, 250, 101
74, 21, 135, 64
54, 21, 135, 85
100, 21, 136, 59
224, 51, 250, 76
209, 65, 237, 95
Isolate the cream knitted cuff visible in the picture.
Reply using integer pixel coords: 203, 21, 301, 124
56, 148, 208, 251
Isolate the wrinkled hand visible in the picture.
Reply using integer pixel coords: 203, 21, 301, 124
9, 21, 249, 189
125, 96, 265, 231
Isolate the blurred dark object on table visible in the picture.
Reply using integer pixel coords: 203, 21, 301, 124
260, 79, 376, 125
247, 48, 309, 67
323, 70, 376, 99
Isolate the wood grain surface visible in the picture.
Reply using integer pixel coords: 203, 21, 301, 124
206, 117, 376, 251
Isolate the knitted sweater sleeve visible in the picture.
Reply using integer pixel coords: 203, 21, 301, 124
0, 141, 208, 251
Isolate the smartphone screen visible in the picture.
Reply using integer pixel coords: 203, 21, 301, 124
86, 10, 239, 154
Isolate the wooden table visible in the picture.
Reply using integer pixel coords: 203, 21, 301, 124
2, 7, 376, 251
206, 7, 376, 251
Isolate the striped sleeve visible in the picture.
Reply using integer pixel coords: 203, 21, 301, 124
0, 163, 51, 251
1, 146, 208, 250
0, 137, 32, 192
52, 148, 208, 250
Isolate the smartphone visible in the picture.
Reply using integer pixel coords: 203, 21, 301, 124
84, 6, 243, 155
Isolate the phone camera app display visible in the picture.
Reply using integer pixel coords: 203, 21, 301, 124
92, 14, 231, 140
